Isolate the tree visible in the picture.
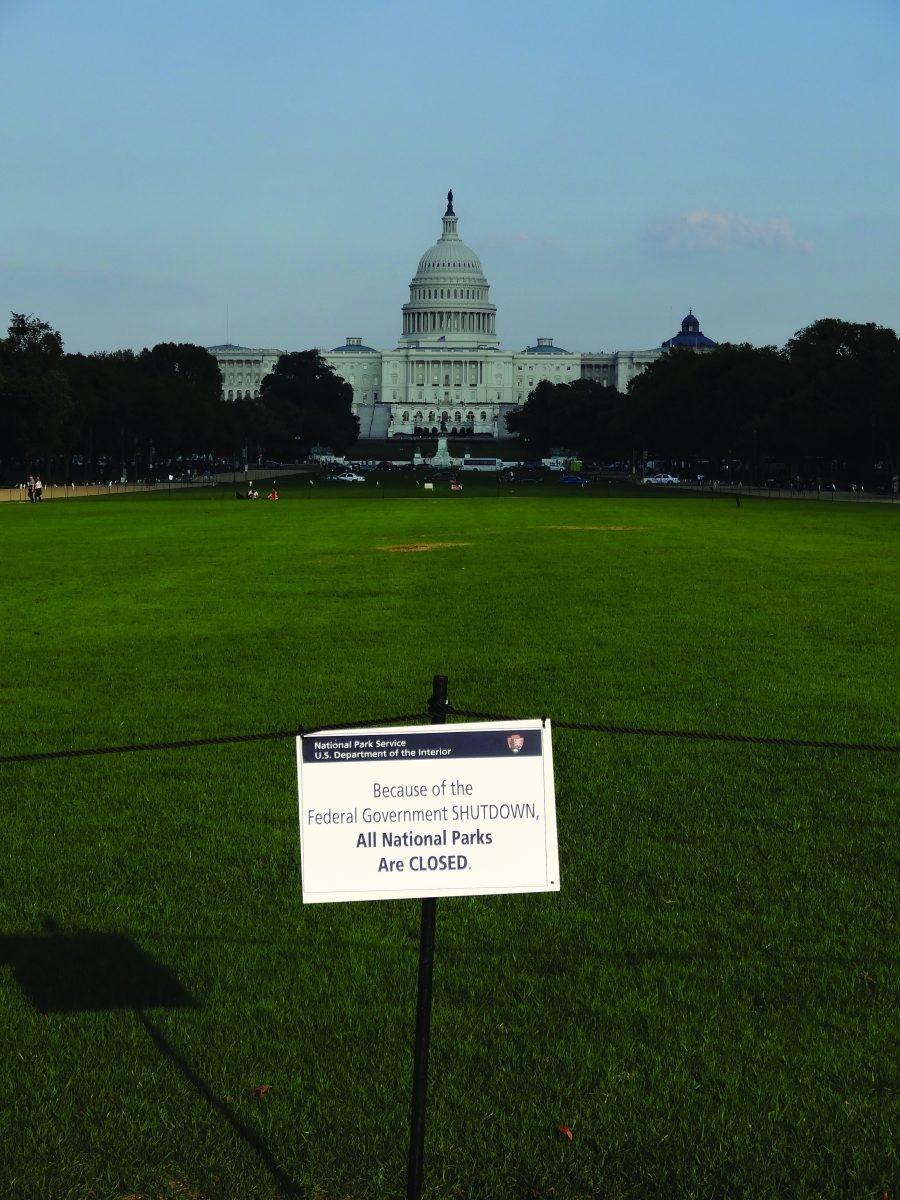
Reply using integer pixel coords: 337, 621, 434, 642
137, 343, 226, 464
259, 351, 358, 458
625, 344, 791, 470
784, 319, 899, 472
66, 349, 144, 478
0, 313, 72, 476
5, 312, 64, 358
505, 378, 628, 459
504, 380, 560, 451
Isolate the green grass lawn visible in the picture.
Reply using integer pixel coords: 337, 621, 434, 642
0, 485, 897, 1200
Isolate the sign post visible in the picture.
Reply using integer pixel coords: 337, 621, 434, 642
296, 676, 559, 1198
406, 674, 447, 1200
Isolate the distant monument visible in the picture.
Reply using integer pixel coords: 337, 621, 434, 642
431, 436, 453, 468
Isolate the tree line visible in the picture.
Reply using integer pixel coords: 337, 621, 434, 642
507, 319, 899, 484
3, 313, 897, 486
0, 314, 358, 484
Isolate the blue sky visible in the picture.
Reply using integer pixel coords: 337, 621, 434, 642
1, 0, 898, 355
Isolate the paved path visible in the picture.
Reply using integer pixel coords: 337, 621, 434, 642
674, 484, 897, 506
0, 468, 308, 504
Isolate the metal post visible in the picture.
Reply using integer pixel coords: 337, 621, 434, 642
406, 674, 448, 1200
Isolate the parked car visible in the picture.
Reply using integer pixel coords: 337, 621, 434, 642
642, 473, 680, 485
324, 471, 366, 483
561, 474, 588, 486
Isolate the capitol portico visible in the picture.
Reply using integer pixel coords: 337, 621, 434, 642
209, 192, 717, 440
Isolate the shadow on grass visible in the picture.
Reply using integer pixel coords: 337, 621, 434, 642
0, 918, 193, 1013
2, 919, 301, 1197
136, 1011, 301, 1198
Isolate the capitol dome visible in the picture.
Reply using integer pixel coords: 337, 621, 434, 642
400, 191, 498, 346
414, 236, 486, 280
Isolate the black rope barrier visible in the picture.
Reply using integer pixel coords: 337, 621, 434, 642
0, 713, 429, 766
446, 706, 900, 755
1, 706, 897, 767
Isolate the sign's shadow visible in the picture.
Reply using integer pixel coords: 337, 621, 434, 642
0, 920, 193, 1013
2, 919, 299, 1197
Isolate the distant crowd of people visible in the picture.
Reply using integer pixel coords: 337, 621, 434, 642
16, 473, 285, 502
235, 481, 279, 501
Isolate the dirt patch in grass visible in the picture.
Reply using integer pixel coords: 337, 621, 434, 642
540, 524, 642, 532
379, 541, 470, 553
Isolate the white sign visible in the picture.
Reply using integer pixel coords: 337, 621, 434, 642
297, 720, 559, 904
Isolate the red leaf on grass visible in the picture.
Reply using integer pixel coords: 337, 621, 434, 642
556, 1123, 573, 1141
253, 1084, 271, 1099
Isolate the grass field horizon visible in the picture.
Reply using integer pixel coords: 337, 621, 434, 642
1, 487, 897, 1199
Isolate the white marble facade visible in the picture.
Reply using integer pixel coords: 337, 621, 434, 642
209, 194, 711, 439
207, 344, 281, 400
324, 194, 591, 439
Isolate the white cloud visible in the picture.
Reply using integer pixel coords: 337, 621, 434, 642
650, 210, 814, 254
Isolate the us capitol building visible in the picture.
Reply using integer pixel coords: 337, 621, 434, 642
209, 192, 716, 441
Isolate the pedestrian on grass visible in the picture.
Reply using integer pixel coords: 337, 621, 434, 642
26, 475, 34, 502
34, 476, 43, 502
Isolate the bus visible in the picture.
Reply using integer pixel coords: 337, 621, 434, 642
459, 456, 503, 472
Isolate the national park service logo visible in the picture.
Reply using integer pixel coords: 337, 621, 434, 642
507, 733, 525, 754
